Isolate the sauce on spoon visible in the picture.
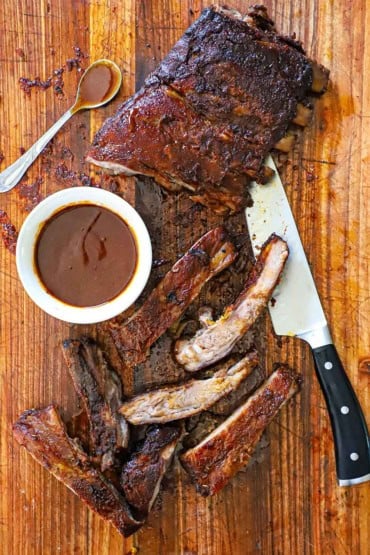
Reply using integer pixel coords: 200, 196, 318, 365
72, 61, 122, 111
0, 59, 122, 193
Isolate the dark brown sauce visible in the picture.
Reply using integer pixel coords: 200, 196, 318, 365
35, 204, 137, 307
74, 63, 116, 109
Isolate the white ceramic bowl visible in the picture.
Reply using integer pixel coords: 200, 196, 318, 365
16, 187, 152, 324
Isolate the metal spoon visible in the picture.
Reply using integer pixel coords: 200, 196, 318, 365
0, 59, 122, 193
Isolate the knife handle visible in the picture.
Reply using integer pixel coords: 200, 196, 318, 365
312, 343, 370, 485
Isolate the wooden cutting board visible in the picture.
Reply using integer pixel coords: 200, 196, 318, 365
0, 1, 369, 554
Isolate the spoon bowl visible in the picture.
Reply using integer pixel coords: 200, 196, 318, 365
0, 59, 122, 193
71, 59, 122, 113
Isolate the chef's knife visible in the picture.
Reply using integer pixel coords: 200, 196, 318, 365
245, 154, 370, 486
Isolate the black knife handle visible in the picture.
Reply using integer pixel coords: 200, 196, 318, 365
312, 343, 370, 485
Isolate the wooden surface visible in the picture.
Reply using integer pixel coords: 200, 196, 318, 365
0, 1, 369, 554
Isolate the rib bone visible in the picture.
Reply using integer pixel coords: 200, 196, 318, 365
311, 62, 330, 93
274, 132, 296, 152
292, 103, 312, 127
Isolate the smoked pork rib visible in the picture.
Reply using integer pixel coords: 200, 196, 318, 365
86, 5, 329, 214
119, 351, 259, 424
62, 337, 129, 470
175, 234, 288, 371
121, 425, 181, 517
13, 406, 142, 536
181, 366, 301, 496
109, 226, 237, 367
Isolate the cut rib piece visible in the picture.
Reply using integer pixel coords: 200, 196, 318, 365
109, 226, 237, 368
180, 366, 301, 496
175, 234, 288, 372
13, 406, 142, 536
118, 351, 258, 425
62, 337, 129, 470
86, 5, 329, 214
121, 425, 181, 517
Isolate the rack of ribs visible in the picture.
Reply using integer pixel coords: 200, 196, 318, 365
62, 337, 129, 470
181, 365, 301, 496
118, 352, 259, 424
108, 226, 237, 369
13, 406, 142, 536
86, 5, 329, 214
175, 234, 288, 371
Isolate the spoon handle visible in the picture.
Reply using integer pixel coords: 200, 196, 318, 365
0, 109, 73, 193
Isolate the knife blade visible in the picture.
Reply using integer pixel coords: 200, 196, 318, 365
245, 154, 370, 486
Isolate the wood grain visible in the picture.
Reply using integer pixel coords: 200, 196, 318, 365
0, 1, 369, 554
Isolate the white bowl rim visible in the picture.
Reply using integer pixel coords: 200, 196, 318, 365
16, 187, 152, 324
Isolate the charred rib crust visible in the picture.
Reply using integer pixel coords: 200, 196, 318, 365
121, 425, 181, 517
62, 337, 128, 470
13, 406, 142, 536
109, 227, 237, 368
86, 6, 329, 213
180, 366, 301, 496
242, 233, 289, 290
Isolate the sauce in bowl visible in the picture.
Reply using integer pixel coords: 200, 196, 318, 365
35, 204, 137, 307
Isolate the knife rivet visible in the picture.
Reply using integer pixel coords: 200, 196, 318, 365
340, 406, 349, 414
350, 452, 359, 461
324, 361, 333, 370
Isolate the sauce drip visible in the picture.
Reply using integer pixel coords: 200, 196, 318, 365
35, 204, 137, 307
74, 63, 115, 108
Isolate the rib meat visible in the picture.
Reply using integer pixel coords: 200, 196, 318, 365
119, 351, 258, 425
109, 226, 237, 368
62, 337, 129, 470
13, 406, 142, 536
180, 366, 301, 496
86, 5, 329, 214
121, 425, 181, 517
175, 234, 288, 371
209, 365, 264, 416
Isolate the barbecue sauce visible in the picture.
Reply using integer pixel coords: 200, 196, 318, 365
35, 204, 137, 307
72, 62, 119, 111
